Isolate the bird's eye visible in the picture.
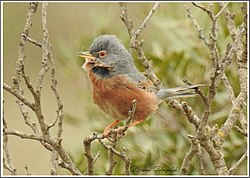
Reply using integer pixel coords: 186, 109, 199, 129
98, 50, 107, 58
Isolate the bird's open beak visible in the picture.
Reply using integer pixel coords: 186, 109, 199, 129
77, 51, 95, 60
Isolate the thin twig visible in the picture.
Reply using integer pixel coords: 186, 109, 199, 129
83, 99, 136, 175
221, 73, 235, 102
234, 125, 247, 137
24, 164, 31, 175
197, 141, 205, 175
179, 135, 198, 175
119, 2, 134, 36
214, 2, 228, 19
98, 139, 131, 175
47, 44, 64, 143
3, 82, 34, 110
93, 151, 100, 165
106, 150, 117, 175
4, 129, 44, 142
22, 33, 43, 47
3, 3, 82, 175
119, 99, 137, 133
228, 152, 247, 175
185, 4, 210, 46
83, 135, 95, 175
50, 150, 59, 175
119, 2, 162, 89
130, 2, 160, 48
3, 158, 17, 175
3, 104, 17, 175
180, 101, 200, 129
191, 2, 213, 18
36, 2, 50, 95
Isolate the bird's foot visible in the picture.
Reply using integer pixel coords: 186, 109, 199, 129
103, 126, 126, 141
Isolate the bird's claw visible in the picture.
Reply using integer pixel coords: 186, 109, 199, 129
102, 126, 126, 141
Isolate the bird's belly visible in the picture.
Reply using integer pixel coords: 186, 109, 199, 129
91, 75, 159, 121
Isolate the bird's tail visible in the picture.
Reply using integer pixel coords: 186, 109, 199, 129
156, 84, 206, 100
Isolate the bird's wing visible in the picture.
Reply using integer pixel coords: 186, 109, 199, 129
126, 70, 157, 93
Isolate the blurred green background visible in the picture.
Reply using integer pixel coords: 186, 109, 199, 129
3, 2, 247, 175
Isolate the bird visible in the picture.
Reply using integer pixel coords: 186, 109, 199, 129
77, 34, 204, 137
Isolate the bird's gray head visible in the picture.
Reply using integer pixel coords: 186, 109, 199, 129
89, 35, 130, 58
78, 35, 135, 78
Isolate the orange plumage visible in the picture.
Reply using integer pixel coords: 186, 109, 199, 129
86, 64, 159, 121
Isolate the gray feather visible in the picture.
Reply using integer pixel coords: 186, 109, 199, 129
157, 84, 206, 99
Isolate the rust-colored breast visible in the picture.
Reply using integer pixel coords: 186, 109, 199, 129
87, 69, 159, 121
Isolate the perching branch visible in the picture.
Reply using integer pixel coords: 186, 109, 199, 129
83, 100, 137, 175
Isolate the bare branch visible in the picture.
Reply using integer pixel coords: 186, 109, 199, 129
179, 135, 198, 175
3, 105, 17, 175
222, 2, 237, 40
50, 150, 59, 175
197, 141, 205, 175
106, 150, 117, 175
214, 2, 228, 19
200, 137, 228, 175
185, 4, 210, 46
36, 2, 50, 95
3, 3, 82, 175
93, 151, 100, 165
83, 99, 136, 175
24, 164, 31, 175
4, 129, 44, 141
234, 125, 247, 137
221, 73, 235, 102
16, 2, 38, 82
130, 2, 160, 47
98, 138, 131, 175
117, 99, 137, 134
48, 44, 64, 142
119, 2, 134, 37
181, 101, 200, 129
83, 134, 95, 175
3, 158, 17, 175
22, 33, 42, 48
3, 82, 34, 110
191, 2, 213, 18
119, 2, 162, 89
228, 152, 247, 175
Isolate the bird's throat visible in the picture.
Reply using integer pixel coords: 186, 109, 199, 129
92, 66, 110, 77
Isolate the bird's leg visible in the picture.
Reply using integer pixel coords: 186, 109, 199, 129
103, 120, 121, 137
111, 119, 145, 140
113, 119, 145, 134
129, 119, 145, 127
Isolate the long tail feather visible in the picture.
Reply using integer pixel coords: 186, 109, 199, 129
156, 84, 206, 99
